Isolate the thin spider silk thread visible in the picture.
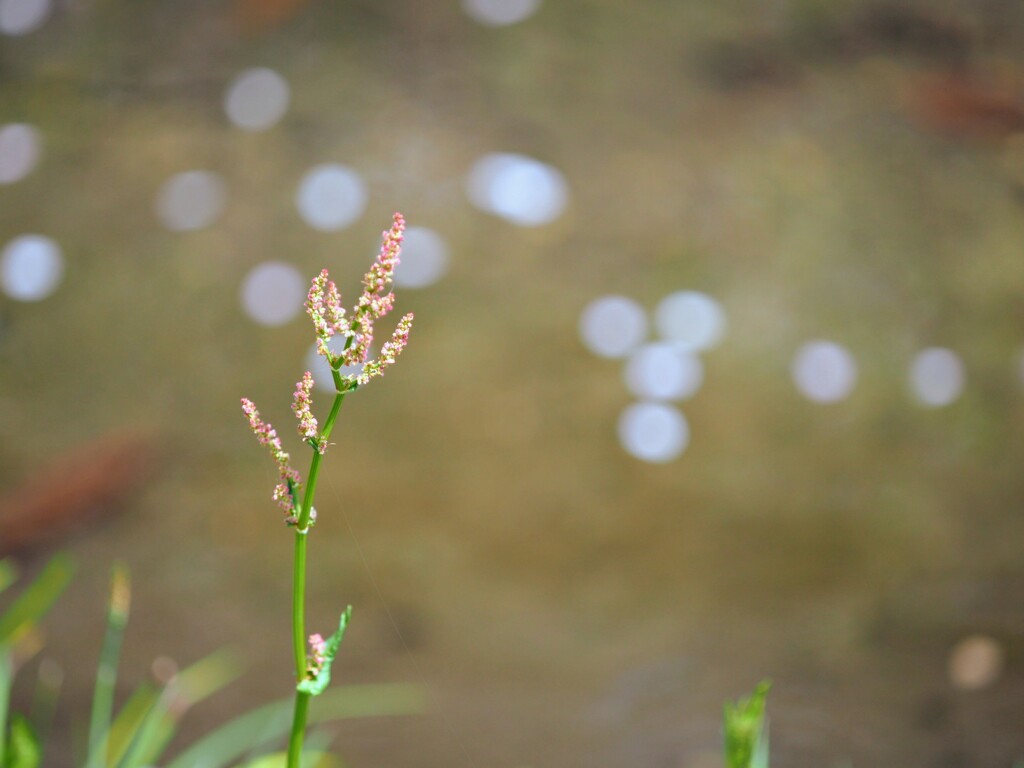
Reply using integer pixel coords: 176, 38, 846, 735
323, 472, 480, 767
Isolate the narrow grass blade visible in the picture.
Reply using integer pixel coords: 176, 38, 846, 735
0, 561, 18, 596
104, 684, 160, 768
112, 650, 242, 768
86, 564, 131, 768
164, 683, 423, 768
0, 651, 12, 767
29, 659, 62, 760
0, 556, 74, 646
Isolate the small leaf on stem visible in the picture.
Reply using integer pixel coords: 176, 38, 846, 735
297, 607, 352, 697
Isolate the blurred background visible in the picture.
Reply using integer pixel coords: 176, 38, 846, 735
1, 0, 1024, 765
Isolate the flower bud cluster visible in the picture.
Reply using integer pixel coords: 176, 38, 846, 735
307, 633, 328, 677
243, 214, 416, 519
291, 371, 324, 453
358, 312, 414, 385
305, 212, 414, 388
306, 270, 350, 361
240, 397, 301, 513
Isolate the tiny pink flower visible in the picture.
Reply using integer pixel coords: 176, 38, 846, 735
306, 270, 353, 366
291, 371, 323, 452
241, 397, 301, 513
358, 312, 414, 385
307, 632, 328, 676
304, 213, 414, 388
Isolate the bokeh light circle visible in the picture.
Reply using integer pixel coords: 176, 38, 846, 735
624, 343, 704, 401
466, 153, 568, 227
618, 402, 689, 463
224, 67, 290, 132
0, 0, 50, 36
393, 226, 449, 288
792, 340, 858, 403
579, 295, 647, 359
655, 291, 726, 351
461, 0, 540, 26
296, 164, 367, 231
155, 170, 226, 231
240, 261, 306, 327
948, 635, 1004, 690
910, 347, 964, 407
1, 234, 63, 301
305, 337, 364, 393
0, 124, 40, 184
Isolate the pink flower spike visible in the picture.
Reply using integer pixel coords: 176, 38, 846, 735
358, 312, 414, 385
325, 278, 348, 334
306, 270, 331, 339
302, 214, 413, 392
361, 212, 405, 299
291, 371, 323, 452
342, 324, 374, 369
307, 269, 353, 365
241, 397, 302, 513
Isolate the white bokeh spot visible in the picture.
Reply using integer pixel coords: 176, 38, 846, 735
792, 340, 858, 403
910, 347, 964, 407
1, 234, 63, 301
305, 338, 364, 393
156, 170, 226, 232
655, 291, 726, 351
0, 0, 50, 36
461, 0, 540, 26
0, 124, 40, 184
224, 68, 290, 132
240, 261, 306, 327
466, 153, 567, 227
580, 295, 648, 359
624, 343, 704, 401
296, 164, 367, 231
393, 226, 449, 288
618, 402, 690, 463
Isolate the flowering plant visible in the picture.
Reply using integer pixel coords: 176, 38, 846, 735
241, 213, 413, 767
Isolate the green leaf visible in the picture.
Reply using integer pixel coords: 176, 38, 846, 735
5, 714, 41, 768
86, 564, 131, 768
297, 607, 351, 697
238, 750, 340, 768
111, 650, 242, 768
164, 683, 422, 768
723, 680, 771, 768
0, 652, 12, 768
104, 684, 161, 768
0, 555, 74, 646
0, 562, 18, 597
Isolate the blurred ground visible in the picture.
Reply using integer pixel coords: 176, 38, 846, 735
2, 1, 1024, 766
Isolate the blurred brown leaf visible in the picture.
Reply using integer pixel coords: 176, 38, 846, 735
909, 72, 1024, 143
231, 0, 313, 35
0, 429, 162, 557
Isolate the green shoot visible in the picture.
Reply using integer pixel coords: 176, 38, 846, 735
724, 680, 771, 768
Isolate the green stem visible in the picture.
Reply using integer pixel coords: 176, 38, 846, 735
291, 530, 309, 681
287, 385, 346, 768
286, 691, 311, 768
324, 373, 348, 437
